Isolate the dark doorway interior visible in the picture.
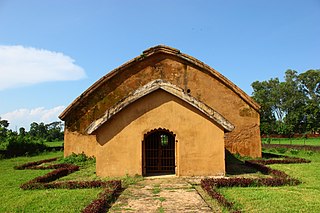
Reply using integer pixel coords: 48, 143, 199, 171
143, 129, 175, 176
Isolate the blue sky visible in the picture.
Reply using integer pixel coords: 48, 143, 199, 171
0, 0, 319, 130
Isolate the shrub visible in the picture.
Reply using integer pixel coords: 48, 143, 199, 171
59, 152, 95, 166
306, 150, 314, 156
5, 136, 49, 157
266, 138, 271, 144
290, 149, 299, 155
275, 147, 287, 154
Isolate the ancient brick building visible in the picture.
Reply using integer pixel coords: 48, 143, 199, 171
59, 45, 261, 177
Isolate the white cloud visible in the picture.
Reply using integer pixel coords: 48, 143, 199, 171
1, 106, 65, 130
0, 45, 86, 90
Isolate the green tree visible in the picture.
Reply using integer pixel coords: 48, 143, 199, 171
298, 69, 320, 133
0, 118, 9, 142
251, 78, 283, 134
251, 69, 319, 135
19, 127, 26, 137
29, 122, 47, 140
282, 70, 307, 134
29, 121, 64, 141
29, 122, 39, 138
46, 121, 64, 141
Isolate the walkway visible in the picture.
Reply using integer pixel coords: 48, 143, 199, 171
108, 177, 217, 212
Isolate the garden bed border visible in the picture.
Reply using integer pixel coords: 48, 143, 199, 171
201, 155, 311, 212
14, 158, 121, 213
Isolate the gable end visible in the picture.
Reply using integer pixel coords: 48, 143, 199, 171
86, 79, 234, 134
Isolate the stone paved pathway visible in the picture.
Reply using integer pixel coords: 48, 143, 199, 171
108, 177, 217, 212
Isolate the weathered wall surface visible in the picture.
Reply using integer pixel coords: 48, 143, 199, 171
64, 129, 97, 157
184, 65, 261, 157
94, 90, 225, 177
63, 54, 261, 158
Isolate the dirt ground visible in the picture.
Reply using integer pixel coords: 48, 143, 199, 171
108, 177, 221, 212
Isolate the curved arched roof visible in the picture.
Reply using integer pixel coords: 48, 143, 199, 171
86, 79, 235, 134
59, 45, 260, 120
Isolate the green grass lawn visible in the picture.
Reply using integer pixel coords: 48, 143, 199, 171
219, 150, 320, 212
262, 137, 320, 146
0, 151, 102, 213
2, 148, 319, 212
44, 141, 63, 147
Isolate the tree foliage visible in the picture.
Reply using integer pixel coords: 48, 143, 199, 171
252, 69, 320, 135
25, 121, 64, 141
0, 119, 64, 148
0, 118, 9, 140
0, 119, 64, 157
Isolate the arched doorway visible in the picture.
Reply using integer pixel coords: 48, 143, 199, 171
143, 129, 175, 176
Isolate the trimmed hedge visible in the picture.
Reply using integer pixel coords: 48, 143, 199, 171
22, 180, 121, 190
202, 176, 300, 189
250, 157, 311, 165
14, 157, 122, 213
201, 156, 310, 212
201, 182, 234, 209
244, 161, 289, 178
14, 157, 58, 170
82, 182, 122, 213
20, 164, 80, 190
28, 163, 80, 170
263, 144, 320, 152
5, 139, 49, 157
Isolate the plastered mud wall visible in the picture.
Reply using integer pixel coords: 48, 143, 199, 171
94, 91, 225, 177
61, 46, 261, 159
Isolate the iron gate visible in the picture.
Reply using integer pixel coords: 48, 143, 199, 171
143, 130, 175, 175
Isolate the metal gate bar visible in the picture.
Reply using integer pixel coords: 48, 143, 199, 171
144, 130, 175, 175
